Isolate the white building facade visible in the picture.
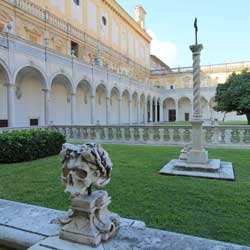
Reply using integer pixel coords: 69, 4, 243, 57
0, 32, 163, 128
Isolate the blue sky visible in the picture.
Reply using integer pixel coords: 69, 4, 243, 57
117, 0, 250, 68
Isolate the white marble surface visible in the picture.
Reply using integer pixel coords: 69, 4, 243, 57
160, 159, 235, 180
0, 199, 248, 250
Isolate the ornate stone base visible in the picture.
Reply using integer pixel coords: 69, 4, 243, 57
159, 159, 235, 180
60, 190, 120, 247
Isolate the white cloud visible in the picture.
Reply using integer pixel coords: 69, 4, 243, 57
147, 29, 178, 68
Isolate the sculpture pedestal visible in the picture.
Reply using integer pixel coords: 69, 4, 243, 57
60, 190, 120, 247
159, 159, 234, 180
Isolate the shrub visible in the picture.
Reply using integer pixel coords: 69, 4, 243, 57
0, 130, 65, 163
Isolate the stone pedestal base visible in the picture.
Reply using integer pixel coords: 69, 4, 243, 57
187, 149, 208, 164
159, 159, 235, 180
60, 190, 119, 247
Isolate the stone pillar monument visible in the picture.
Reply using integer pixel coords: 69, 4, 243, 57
159, 18, 234, 180
187, 44, 208, 164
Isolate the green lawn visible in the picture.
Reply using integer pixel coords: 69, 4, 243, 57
1, 145, 250, 245
160, 121, 191, 125
219, 121, 249, 125
160, 121, 249, 126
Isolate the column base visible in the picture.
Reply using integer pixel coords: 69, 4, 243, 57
160, 147, 234, 180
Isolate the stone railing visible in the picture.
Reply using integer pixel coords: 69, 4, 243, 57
49, 125, 250, 148
1, 125, 249, 148
151, 61, 250, 76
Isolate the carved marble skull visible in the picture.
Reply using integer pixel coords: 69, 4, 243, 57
60, 143, 112, 196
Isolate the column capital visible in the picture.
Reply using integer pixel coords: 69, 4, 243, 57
190, 44, 203, 54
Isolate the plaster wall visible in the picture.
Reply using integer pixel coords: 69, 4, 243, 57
0, 75, 7, 120
15, 77, 44, 127
76, 85, 91, 125
50, 82, 71, 125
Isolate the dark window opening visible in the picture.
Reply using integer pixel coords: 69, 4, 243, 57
152, 102, 156, 122
102, 16, 107, 26
73, 0, 80, 6
157, 102, 160, 122
170, 85, 174, 90
0, 120, 8, 128
30, 119, 39, 126
71, 41, 79, 57
185, 113, 190, 121
169, 110, 176, 122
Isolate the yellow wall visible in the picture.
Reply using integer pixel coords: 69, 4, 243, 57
0, 0, 151, 81
31, 0, 151, 69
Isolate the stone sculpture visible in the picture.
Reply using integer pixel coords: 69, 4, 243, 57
59, 143, 120, 246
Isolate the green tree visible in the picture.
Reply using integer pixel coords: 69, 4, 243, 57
214, 70, 250, 125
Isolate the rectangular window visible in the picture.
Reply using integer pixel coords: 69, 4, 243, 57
30, 119, 39, 126
185, 113, 190, 121
73, 0, 80, 6
0, 120, 8, 128
169, 110, 176, 122
71, 41, 79, 57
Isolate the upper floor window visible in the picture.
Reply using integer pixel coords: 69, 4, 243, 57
71, 41, 79, 57
73, 0, 80, 6
102, 16, 107, 26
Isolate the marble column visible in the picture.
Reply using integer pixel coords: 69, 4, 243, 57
144, 101, 147, 124
106, 96, 110, 125
188, 44, 208, 164
175, 101, 179, 122
150, 99, 153, 123
136, 100, 140, 124
43, 89, 50, 126
128, 99, 132, 125
118, 97, 122, 125
71, 93, 76, 125
90, 95, 95, 125
159, 100, 164, 122
7, 84, 15, 127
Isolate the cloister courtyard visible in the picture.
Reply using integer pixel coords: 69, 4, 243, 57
1, 144, 250, 246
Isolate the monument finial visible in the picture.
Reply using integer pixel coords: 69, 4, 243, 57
194, 17, 198, 45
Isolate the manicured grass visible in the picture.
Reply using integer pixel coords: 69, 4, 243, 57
160, 121, 191, 125
219, 121, 249, 125
1, 145, 250, 245
161, 121, 249, 126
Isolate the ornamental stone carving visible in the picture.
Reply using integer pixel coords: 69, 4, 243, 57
59, 143, 120, 246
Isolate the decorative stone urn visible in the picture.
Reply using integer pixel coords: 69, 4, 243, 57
59, 143, 120, 246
